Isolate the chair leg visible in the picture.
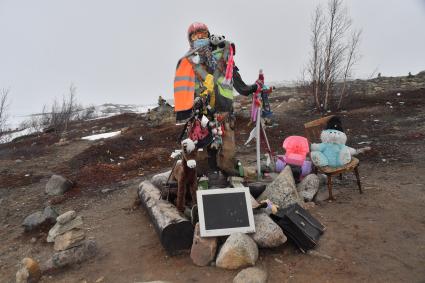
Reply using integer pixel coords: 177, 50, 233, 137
327, 175, 334, 200
354, 166, 363, 194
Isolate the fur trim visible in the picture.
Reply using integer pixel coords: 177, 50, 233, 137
181, 138, 196, 154
170, 149, 182, 159
187, 159, 197, 168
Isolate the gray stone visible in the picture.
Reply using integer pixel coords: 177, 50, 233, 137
233, 267, 268, 283
51, 239, 97, 268
151, 170, 172, 189
216, 233, 258, 270
45, 175, 73, 196
297, 174, 320, 201
190, 223, 217, 266
22, 206, 58, 232
23, 212, 45, 232
54, 229, 85, 251
56, 210, 76, 225
47, 216, 83, 242
250, 213, 287, 248
43, 206, 58, 219
257, 166, 304, 210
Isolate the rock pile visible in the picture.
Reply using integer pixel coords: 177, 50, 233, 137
145, 163, 323, 280
44, 210, 96, 270
47, 210, 84, 245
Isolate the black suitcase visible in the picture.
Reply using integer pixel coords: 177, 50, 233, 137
270, 203, 325, 253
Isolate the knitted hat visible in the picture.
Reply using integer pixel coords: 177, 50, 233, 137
325, 116, 344, 132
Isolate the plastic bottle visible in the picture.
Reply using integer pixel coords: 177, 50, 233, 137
237, 160, 244, 177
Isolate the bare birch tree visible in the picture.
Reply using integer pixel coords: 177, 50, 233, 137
323, 0, 351, 110
39, 83, 79, 135
309, 6, 325, 110
304, 0, 361, 112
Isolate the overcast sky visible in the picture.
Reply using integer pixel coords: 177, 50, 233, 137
1, 0, 424, 122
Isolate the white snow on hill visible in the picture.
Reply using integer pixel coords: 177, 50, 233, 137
90, 103, 157, 118
2, 102, 162, 144
81, 130, 121, 141
0, 127, 39, 144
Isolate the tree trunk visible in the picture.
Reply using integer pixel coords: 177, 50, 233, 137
138, 181, 194, 255
338, 80, 347, 109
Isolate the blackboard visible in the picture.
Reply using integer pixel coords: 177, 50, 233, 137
197, 187, 255, 237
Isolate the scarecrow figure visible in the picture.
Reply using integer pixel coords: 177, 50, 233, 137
174, 22, 260, 178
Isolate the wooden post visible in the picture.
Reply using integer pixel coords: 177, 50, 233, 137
138, 181, 194, 255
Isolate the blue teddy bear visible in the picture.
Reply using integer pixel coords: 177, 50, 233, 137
310, 129, 356, 168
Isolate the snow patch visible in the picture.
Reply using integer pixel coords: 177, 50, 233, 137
81, 130, 121, 141
0, 128, 39, 144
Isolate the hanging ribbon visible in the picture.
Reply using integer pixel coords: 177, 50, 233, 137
222, 45, 234, 86
250, 82, 263, 122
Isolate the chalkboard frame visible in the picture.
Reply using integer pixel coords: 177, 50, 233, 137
197, 187, 256, 237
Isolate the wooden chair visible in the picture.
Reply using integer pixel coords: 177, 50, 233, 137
304, 116, 363, 200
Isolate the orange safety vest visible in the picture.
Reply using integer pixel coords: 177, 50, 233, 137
174, 57, 195, 112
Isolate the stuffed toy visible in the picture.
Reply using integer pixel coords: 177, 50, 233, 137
209, 34, 226, 50
310, 117, 356, 167
171, 138, 198, 213
282, 136, 310, 166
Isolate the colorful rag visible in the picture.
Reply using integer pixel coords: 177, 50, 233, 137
250, 82, 263, 122
250, 70, 265, 122
196, 45, 217, 72
222, 45, 234, 86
